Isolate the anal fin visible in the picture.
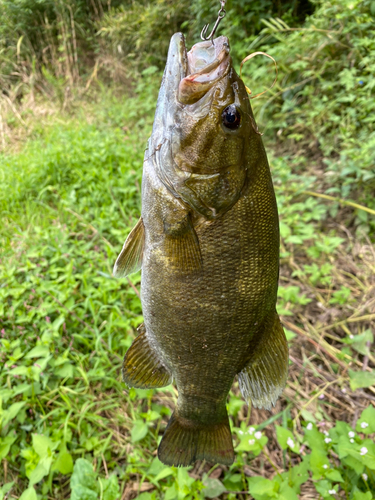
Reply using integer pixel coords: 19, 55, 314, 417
122, 324, 172, 389
238, 313, 288, 411
113, 217, 145, 278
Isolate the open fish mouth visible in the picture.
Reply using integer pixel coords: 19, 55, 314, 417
152, 33, 232, 147
178, 37, 231, 105
161, 33, 231, 109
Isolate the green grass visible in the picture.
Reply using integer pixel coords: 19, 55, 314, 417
0, 80, 375, 500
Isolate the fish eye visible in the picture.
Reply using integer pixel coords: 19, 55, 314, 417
222, 104, 241, 130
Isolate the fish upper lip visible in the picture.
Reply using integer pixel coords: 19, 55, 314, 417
178, 37, 231, 105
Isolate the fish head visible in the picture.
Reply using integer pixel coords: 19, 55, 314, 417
150, 33, 261, 219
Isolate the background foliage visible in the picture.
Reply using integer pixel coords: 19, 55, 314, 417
0, 0, 374, 499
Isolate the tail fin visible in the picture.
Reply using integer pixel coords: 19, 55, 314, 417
158, 410, 234, 467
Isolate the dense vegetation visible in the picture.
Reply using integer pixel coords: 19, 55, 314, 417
0, 0, 374, 499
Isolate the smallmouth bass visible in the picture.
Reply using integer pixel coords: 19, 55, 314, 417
114, 33, 288, 467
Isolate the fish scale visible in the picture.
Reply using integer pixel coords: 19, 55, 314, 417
114, 32, 288, 466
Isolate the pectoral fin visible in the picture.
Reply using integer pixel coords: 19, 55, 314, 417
122, 324, 172, 389
238, 313, 288, 411
113, 218, 145, 278
164, 214, 202, 272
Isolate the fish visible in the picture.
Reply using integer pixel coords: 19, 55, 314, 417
114, 32, 288, 467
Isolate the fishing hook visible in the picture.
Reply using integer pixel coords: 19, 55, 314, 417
200, 0, 227, 44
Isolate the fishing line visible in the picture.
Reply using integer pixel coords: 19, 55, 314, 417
240, 52, 278, 99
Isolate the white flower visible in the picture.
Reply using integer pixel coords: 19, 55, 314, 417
341, 388, 347, 393
348, 431, 355, 438
349, 334, 354, 339
248, 427, 255, 435
254, 431, 262, 440
360, 447, 368, 456
323, 430, 329, 436
325, 437, 332, 444
350, 439, 354, 443
238, 430, 244, 435
361, 422, 369, 429
362, 473, 368, 481
248, 439, 255, 445
287, 437, 295, 448
306, 423, 313, 430
323, 464, 328, 469
328, 490, 336, 495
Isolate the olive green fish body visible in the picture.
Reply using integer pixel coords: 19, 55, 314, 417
114, 33, 288, 467
142, 136, 278, 409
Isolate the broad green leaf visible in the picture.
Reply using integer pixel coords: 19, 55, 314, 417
83, 436, 99, 451
350, 440, 375, 470
276, 425, 299, 453
70, 458, 98, 494
2, 401, 26, 427
287, 456, 310, 491
164, 483, 177, 500
341, 455, 364, 475
102, 475, 120, 500
52, 451, 73, 474
134, 494, 153, 500
223, 474, 242, 492
0, 434, 17, 460
51, 315, 65, 331
344, 330, 373, 356
336, 434, 353, 459
310, 448, 329, 480
202, 477, 226, 498
248, 477, 278, 499
19, 487, 38, 500
300, 409, 315, 423
153, 467, 174, 482
0, 482, 14, 500
279, 481, 299, 500
28, 456, 53, 486
147, 457, 165, 477
236, 431, 268, 456
177, 468, 195, 488
145, 410, 161, 421
55, 362, 74, 379
314, 479, 335, 498
131, 420, 148, 442
32, 434, 54, 458
8, 366, 28, 376
356, 405, 375, 434
25, 345, 50, 358
325, 470, 344, 482
284, 329, 296, 341
349, 370, 375, 391
304, 424, 325, 452
70, 484, 98, 500
13, 383, 32, 396
352, 488, 372, 500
